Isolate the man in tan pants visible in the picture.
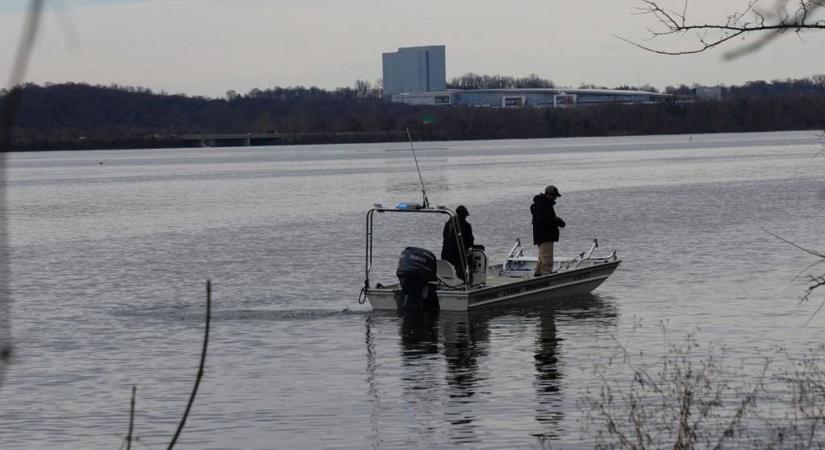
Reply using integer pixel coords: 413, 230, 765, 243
537, 241, 555, 276
530, 185, 565, 276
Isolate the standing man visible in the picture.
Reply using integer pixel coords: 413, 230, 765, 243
531, 185, 565, 276
441, 205, 474, 281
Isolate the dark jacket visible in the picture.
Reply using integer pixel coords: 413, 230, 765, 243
441, 217, 474, 279
531, 194, 565, 245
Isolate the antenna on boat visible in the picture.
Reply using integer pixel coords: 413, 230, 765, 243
406, 128, 430, 208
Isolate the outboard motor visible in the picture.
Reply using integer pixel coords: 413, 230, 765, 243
396, 247, 439, 311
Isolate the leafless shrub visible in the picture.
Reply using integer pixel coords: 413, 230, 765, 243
582, 329, 764, 449
581, 329, 825, 449
741, 345, 825, 449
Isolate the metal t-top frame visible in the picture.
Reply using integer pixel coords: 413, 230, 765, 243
364, 206, 470, 292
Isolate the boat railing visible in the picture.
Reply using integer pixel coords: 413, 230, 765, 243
558, 239, 602, 271
506, 238, 524, 260
503, 237, 617, 274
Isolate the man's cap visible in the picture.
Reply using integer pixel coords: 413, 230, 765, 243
544, 185, 562, 198
456, 205, 469, 217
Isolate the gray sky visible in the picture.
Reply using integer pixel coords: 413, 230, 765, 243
1, 0, 824, 98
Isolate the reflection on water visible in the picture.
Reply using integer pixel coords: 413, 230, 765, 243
365, 294, 617, 447
441, 310, 485, 443
534, 305, 562, 437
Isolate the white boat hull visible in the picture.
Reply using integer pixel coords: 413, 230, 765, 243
366, 259, 620, 311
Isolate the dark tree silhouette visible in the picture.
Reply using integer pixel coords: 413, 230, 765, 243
3, 78, 825, 149
622, 0, 825, 58
447, 73, 555, 90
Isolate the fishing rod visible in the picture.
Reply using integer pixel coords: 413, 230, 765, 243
406, 127, 430, 208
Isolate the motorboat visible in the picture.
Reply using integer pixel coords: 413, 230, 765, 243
360, 204, 621, 312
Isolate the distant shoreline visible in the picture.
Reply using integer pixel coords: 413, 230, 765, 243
7, 130, 411, 151
4, 81, 825, 152
7, 128, 823, 153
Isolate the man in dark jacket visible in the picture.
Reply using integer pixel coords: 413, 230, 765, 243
441, 205, 474, 281
531, 185, 565, 276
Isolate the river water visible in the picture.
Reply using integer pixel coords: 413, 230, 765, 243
2, 130, 824, 449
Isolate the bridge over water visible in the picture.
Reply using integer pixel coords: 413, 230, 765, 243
176, 131, 407, 147
178, 133, 282, 147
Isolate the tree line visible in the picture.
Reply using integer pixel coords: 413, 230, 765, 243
447, 73, 556, 89
1, 76, 824, 150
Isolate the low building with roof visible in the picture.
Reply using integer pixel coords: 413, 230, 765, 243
389, 88, 670, 108
381, 45, 671, 108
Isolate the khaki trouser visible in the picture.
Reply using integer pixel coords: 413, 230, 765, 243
537, 242, 555, 275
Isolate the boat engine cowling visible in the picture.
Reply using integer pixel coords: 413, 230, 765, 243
396, 247, 439, 311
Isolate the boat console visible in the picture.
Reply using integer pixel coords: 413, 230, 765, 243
467, 246, 487, 286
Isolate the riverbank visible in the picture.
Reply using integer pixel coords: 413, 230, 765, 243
4, 81, 825, 151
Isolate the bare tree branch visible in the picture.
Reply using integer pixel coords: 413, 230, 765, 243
1, 0, 45, 392
621, 0, 825, 57
762, 227, 825, 259
761, 228, 825, 324
167, 280, 211, 449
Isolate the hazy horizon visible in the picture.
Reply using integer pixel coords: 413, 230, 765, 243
1, 0, 824, 98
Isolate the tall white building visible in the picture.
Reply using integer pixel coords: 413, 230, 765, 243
382, 45, 446, 97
